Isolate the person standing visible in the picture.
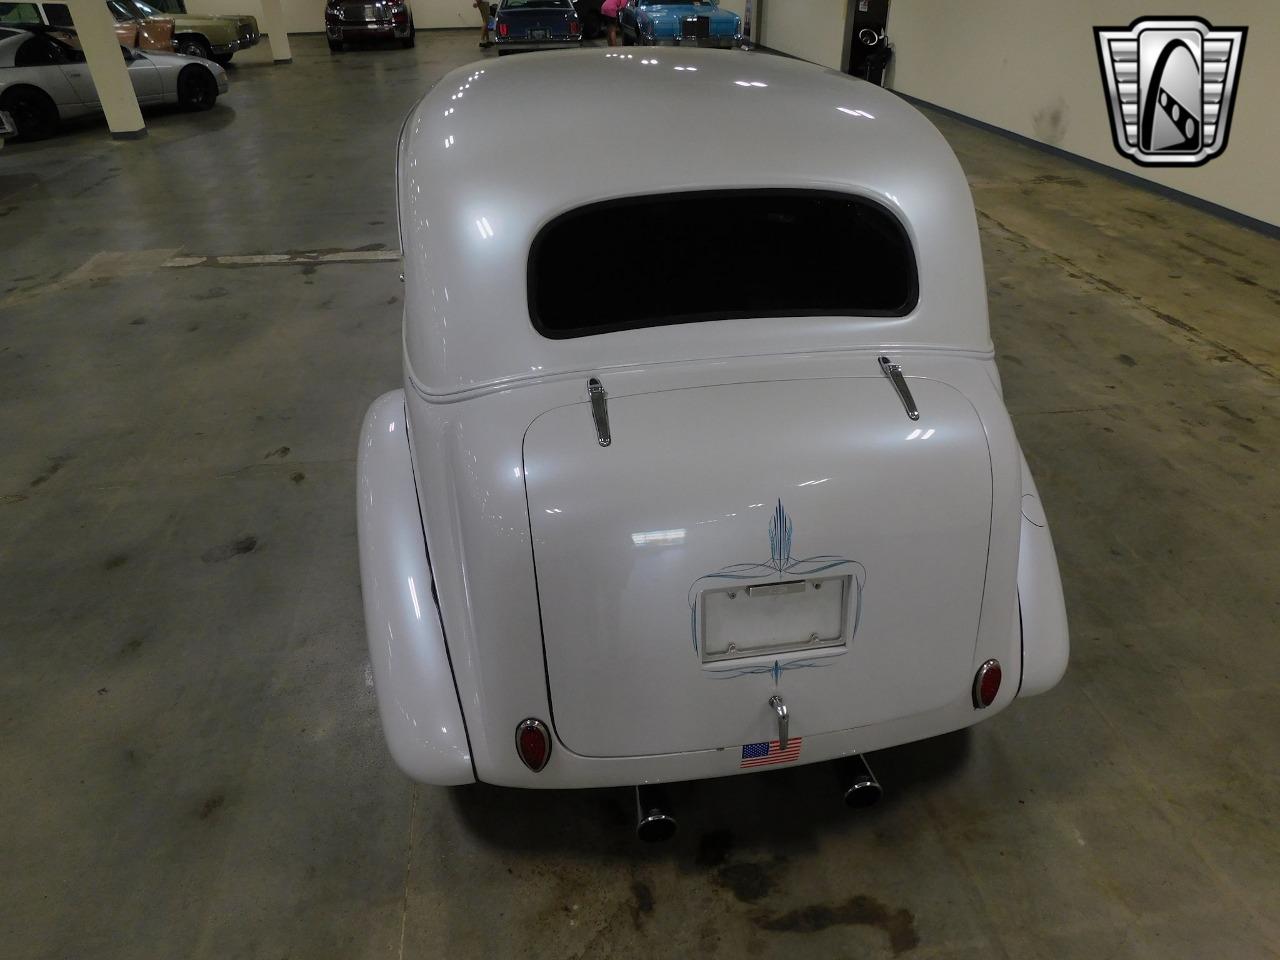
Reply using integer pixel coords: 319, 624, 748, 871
600, 0, 623, 46
475, 0, 493, 47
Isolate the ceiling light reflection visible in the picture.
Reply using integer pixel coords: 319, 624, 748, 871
631, 529, 686, 546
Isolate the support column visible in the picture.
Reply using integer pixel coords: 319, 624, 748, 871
66, 0, 145, 139
258, 0, 293, 63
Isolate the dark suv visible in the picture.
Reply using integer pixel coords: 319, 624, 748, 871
324, 0, 414, 52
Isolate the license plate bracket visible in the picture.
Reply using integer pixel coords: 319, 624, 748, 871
699, 574, 851, 663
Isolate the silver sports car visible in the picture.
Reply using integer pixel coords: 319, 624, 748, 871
0, 25, 228, 140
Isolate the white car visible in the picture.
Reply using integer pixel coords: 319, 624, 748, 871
358, 50, 1069, 839
0, 25, 226, 140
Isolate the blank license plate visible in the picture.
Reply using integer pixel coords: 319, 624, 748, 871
531, 29, 547, 39
700, 575, 850, 663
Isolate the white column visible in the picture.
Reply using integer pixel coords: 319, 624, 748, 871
65, 0, 145, 138
258, 0, 293, 63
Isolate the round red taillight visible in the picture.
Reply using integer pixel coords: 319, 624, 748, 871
973, 659, 1002, 708
516, 718, 551, 772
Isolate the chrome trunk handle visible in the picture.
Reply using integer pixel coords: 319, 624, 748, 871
768, 694, 789, 750
587, 376, 611, 447
878, 355, 920, 421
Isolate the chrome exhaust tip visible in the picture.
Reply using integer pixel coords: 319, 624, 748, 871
634, 784, 678, 842
843, 753, 882, 809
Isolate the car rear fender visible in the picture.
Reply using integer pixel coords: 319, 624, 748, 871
358, 390, 475, 785
1016, 450, 1069, 696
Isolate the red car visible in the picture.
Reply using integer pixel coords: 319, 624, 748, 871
324, 0, 414, 51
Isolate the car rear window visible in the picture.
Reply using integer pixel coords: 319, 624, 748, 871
43, 3, 72, 26
528, 190, 917, 339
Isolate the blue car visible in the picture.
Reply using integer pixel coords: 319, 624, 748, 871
620, 0, 742, 48
490, 0, 583, 54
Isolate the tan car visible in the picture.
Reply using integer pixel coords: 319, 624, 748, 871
0, 1, 176, 51
115, 0, 259, 65
106, 0, 175, 50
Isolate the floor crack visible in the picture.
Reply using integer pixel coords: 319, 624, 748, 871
976, 209, 1278, 382
398, 784, 419, 960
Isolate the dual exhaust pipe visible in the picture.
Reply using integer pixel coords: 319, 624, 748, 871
633, 753, 882, 842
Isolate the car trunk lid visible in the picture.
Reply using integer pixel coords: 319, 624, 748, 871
522, 375, 993, 758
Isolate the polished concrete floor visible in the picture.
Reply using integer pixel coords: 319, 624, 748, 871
2, 31, 1278, 960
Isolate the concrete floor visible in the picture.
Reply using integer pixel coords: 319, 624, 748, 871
2, 30, 1278, 960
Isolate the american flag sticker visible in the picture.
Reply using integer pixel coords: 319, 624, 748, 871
740, 738, 803, 768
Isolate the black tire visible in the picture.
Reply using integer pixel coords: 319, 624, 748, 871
497, 48, 511, 55
400, 22, 415, 48
176, 35, 213, 60
176, 65, 218, 111
0, 85, 59, 141
211, 53, 233, 66
328, 39, 343, 52
621, 26, 634, 45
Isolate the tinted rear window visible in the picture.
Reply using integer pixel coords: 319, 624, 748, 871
528, 190, 917, 339
43, 3, 72, 26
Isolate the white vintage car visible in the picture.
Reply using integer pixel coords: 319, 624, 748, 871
358, 49, 1068, 838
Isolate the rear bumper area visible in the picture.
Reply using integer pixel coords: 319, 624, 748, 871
643, 34, 740, 48
327, 21, 411, 38
357, 390, 474, 785
478, 653, 1021, 789
492, 38, 581, 51
470, 592, 1022, 788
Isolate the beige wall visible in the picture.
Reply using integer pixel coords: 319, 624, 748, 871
190, 0, 479, 34
757, 0, 846, 70
751, 0, 1275, 228
886, 1, 1275, 227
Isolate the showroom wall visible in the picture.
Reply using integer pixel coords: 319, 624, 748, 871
192, 0, 478, 35
755, 0, 1277, 229
755, 0, 847, 72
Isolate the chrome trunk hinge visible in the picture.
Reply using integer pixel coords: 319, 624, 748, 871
878, 355, 920, 421
587, 377, 612, 447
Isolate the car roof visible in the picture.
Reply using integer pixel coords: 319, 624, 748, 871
399, 49, 990, 397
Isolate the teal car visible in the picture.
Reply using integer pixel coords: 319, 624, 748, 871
620, 0, 741, 47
